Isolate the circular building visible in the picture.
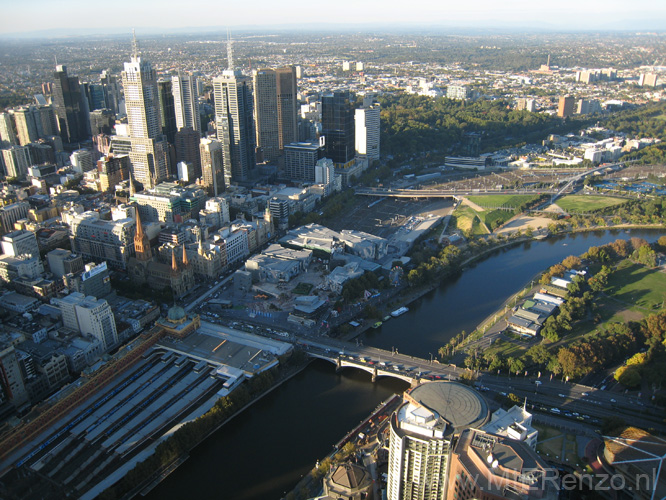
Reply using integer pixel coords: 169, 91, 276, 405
387, 381, 489, 500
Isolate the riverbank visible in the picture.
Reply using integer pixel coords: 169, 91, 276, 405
111, 356, 314, 500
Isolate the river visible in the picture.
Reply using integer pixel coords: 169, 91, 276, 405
147, 228, 664, 500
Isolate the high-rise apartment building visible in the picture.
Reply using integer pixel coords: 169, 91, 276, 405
122, 38, 170, 188
557, 95, 575, 118
321, 90, 355, 166
1, 146, 31, 178
355, 102, 380, 164
200, 138, 225, 196
387, 382, 489, 500
70, 149, 94, 173
52, 65, 88, 144
214, 69, 256, 183
172, 72, 201, 132
11, 107, 39, 145
0, 112, 17, 148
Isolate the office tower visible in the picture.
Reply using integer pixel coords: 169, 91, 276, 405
284, 142, 322, 182
27, 141, 56, 165
33, 105, 58, 138
200, 137, 225, 196
214, 68, 256, 183
70, 148, 94, 173
387, 382, 489, 500
98, 154, 130, 192
174, 126, 201, 179
1, 229, 39, 258
253, 69, 280, 162
253, 66, 299, 163
1, 146, 31, 178
315, 157, 335, 184
355, 102, 380, 164
122, 36, 170, 188
557, 95, 575, 118
56, 292, 118, 350
0, 345, 29, 407
157, 79, 178, 143
69, 211, 136, 269
172, 72, 201, 132
100, 70, 122, 115
0, 202, 30, 234
52, 65, 88, 144
90, 108, 115, 135
47, 248, 84, 278
0, 112, 17, 147
276, 67, 299, 149
321, 90, 355, 166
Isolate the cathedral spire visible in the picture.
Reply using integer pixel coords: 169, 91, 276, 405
182, 244, 189, 266
171, 247, 178, 272
134, 207, 152, 262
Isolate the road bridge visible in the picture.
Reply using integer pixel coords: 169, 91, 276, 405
308, 352, 419, 384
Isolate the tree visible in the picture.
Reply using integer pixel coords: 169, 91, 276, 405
526, 343, 553, 366
562, 255, 582, 269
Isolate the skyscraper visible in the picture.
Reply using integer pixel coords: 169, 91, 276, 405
1, 146, 31, 178
122, 35, 170, 188
253, 69, 280, 162
387, 382, 489, 500
100, 70, 122, 115
214, 70, 255, 183
355, 102, 380, 164
321, 90, 355, 166
52, 65, 88, 144
253, 66, 299, 163
200, 137, 225, 196
174, 126, 201, 179
0, 112, 17, 148
157, 78, 178, 144
172, 72, 201, 132
276, 66, 299, 149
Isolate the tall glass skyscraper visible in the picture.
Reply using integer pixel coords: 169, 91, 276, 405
52, 65, 88, 144
321, 90, 355, 165
213, 70, 255, 183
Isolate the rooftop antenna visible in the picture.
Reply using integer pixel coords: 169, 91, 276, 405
226, 30, 234, 71
132, 28, 139, 59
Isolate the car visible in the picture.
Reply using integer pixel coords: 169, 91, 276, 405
610, 398, 617, 403
499, 392, 507, 396
558, 394, 567, 398
581, 392, 589, 396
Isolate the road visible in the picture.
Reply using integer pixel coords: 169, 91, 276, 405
285, 334, 666, 433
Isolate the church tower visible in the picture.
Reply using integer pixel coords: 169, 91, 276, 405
134, 208, 152, 262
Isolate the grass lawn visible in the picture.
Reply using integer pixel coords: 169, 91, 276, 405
605, 260, 666, 311
467, 194, 538, 209
555, 195, 628, 213
453, 205, 489, 235
537, 436, 563, 459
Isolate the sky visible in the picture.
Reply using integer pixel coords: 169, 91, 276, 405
1, 0, 666, 35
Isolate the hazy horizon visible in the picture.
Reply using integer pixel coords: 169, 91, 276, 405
1, 0, 666, 37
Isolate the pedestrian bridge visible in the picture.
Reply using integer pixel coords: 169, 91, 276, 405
308, 352, 417, 384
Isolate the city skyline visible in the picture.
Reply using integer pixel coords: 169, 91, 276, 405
1, 0, 666, 36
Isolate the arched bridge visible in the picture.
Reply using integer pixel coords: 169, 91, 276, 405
308, 352, 418, 384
